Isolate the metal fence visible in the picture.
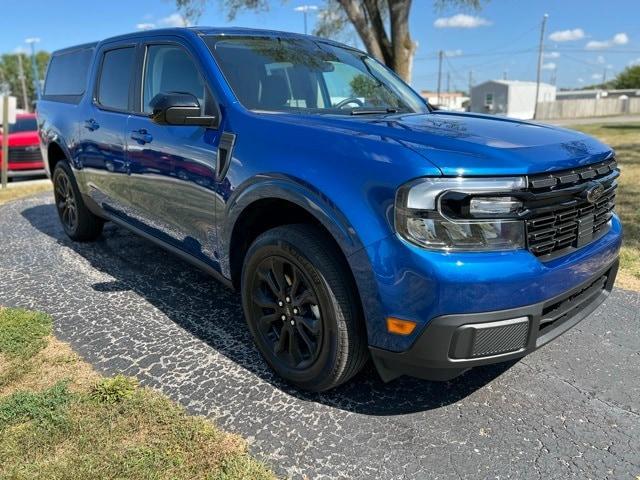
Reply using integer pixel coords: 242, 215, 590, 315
536, 97, 640, 120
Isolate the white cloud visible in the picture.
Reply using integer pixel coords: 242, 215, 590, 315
444, 49, 463, 57
158, 13, 189, 27
542, 62, 556, 70
434, 14, 491, 28
577, 78, 584, 83
613, 33, 629, 45
596, 55, 605, 64
549, 28, 585, 42
591, 73, 603, 80
544, 51, 560, 59
628, 58, 640, 66
136, 12, 189, 30
586, 32, 629, 50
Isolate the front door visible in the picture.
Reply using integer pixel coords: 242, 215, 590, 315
125, 41, 221, 264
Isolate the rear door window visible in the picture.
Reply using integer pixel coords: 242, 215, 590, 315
96, 47, 136, 111
43, 47, 93, 102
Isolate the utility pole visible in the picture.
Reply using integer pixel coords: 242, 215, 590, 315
503, 70, 508, 80
533, 13, 548, 120
25, 38, 41, 102
602, 67, 607, 85
16, 52, 30, 112
436, 50, 443, 106
2, 96, 8, 188
446, 71, 450, 93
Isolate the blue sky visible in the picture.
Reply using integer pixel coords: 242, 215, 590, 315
1, 0, 639, 91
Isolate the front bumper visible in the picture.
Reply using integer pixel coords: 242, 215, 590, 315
7, 168, 47, 178
370, 259, 618, 382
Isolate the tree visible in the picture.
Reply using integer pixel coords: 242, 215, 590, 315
0, 51, 50, 110
613, 65, 640, 89
175, 0, 484, 83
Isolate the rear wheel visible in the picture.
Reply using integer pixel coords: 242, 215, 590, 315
241, 224, 368, 391
53, 161, 104, 241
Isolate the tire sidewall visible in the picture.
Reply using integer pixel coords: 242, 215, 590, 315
242, 233, 343, 388
52, 162, 80, 238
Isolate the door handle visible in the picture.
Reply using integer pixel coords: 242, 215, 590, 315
130, 129, 153, 144
84, 119, 99, 131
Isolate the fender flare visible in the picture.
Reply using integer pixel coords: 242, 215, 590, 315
221, 174, 386, 337
222, 174, 365, 268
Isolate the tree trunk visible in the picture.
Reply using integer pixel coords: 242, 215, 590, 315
336, 0, 416, 83
388, 0, 416, 83
337, 0, 388, 63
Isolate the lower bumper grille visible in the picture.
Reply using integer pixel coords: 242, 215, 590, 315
537, 271, 609, 342
450, 262, 616, 361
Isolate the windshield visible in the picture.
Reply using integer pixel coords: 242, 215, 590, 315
8, 117, 37, 134
205, 36, 428, 116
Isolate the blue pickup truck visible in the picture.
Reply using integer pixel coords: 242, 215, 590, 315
37, 27, 621, 391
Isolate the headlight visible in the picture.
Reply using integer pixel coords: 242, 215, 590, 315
395, 177, 527, 252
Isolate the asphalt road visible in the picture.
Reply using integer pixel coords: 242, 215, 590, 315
1, 193, 639, 480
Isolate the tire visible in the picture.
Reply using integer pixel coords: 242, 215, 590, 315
241, 224, 368, 391
52, 161, 104, 241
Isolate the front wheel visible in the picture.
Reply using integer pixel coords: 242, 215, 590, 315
241, 224, 368, 391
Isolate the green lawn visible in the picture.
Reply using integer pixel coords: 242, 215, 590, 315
571, 123, 640, 291
0, 307, 275, 480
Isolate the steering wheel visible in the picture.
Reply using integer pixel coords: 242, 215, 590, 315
334, 97, 364, 109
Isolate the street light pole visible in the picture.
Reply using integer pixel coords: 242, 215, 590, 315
25, 37, 41, 102
294, 5, 318, 35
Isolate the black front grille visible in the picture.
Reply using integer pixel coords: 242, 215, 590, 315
524, 158, 618, 258
8, 145, 43, 164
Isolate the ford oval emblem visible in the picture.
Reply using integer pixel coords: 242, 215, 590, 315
585, 183, 605, 203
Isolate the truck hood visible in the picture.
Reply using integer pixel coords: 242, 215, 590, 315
0, 131, 40, 148
269, 110, 613, 176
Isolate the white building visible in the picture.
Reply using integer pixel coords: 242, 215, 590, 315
470, 80, 556, 120
420, 91, 469, 112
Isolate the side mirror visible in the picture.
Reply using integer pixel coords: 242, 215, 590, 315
149, 92, 217, 127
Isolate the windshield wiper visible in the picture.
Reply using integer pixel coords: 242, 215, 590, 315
350, 107, 398, 116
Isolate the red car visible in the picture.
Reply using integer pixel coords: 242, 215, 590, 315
0, 113, 46, 179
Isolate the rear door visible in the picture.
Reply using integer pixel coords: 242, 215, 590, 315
78, 42, 137, 214
124, 38, 221, 263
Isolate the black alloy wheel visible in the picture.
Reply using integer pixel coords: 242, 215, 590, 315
54, 169, 78, 233
241, 224, 368, 391
52, 161, 104, 241
250, 255, 323, 370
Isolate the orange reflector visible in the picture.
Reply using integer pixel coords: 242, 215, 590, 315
386, 317, 417, 335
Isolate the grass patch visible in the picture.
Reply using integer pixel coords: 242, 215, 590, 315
0, 181, 51, 205
0, 307, 275, 480
0, 307, 52, 359
572, 122, 640, 291
90, 374, 138, 404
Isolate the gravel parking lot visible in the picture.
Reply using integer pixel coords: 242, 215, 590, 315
1, 193, 639, 479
